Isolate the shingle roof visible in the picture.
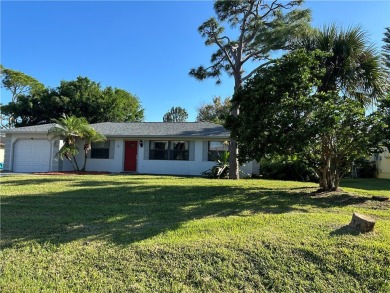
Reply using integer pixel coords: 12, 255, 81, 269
93, 122, 230, 138
2, 124, 55, 133
3, 122, 230, 138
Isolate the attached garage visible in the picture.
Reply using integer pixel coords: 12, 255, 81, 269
13, 139, 52, 172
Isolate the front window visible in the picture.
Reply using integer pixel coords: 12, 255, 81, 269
170, 141, 189, 160
208, 141, 229, 161
149, 141, 169, 160
149, 141, 189, 160
91, 140, 110, 159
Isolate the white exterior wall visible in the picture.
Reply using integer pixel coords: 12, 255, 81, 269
76, 138, 125, 173
83, 138, 217, 175
376, 147, 390, 179
138, 140, 215, 176
5, 135, 258, 176
240, 161, 260, 177
0, 147, 4, 164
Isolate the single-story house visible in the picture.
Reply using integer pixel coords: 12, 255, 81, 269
374, 146, 390, 179
3, 122, 259, 176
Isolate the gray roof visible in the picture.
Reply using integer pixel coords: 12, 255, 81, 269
2, 124, 55, 134
94, 122, 230, 138
3, 122, 230, 138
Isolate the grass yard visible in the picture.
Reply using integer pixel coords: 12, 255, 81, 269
1, 175, 389, 292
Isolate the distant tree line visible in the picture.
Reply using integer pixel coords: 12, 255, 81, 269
0, 69, 144, 128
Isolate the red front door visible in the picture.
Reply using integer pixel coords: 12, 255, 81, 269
124, 141, 138, 172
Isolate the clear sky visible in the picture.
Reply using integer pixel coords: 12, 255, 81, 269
1, 1, 389, 122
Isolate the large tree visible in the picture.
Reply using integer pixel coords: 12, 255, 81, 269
230, 26, 386, 191
0, 65, 44, 102
300, 25, 386, 190
0, 65, 44, 128
190, 0, 311, 179
1, 76, 144, 126
229, 50, 326, 163
196, 96, 231, 125
163, 106, 188, 122
47, 115, 105, 171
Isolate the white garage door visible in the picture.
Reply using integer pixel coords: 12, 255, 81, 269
13, 140, 51, 172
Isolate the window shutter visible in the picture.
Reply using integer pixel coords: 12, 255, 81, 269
189, 141, 195, 161
109, 140, 115, 159
202, 141, 209, 162
144, 140, 149, 160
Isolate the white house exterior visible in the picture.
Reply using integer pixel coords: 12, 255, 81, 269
3, 122, 259, 176
375, 146, 390, 179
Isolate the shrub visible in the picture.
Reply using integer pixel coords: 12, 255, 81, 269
354, 158, 377, 178
202, 151, 230, 178
260, 156, 318, 182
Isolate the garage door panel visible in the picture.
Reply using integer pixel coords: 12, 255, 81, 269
14, 140, 51, 172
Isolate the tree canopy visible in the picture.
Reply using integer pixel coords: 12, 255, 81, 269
190, 0, 311, 179
196, 97, 231, 125
0, 65, 44, 128
163, 107, 188, 122
0, 65, 44, 102
229, 36, 386, 191
1, 76, 144, 127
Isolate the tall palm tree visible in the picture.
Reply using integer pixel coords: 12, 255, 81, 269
299, 25, 386, 191
48, 115, 105, 171
302, 25, 385, 103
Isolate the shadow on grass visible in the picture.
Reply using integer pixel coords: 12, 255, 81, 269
0, 177, 373, 247
330, 225, 360, 236
0, 177, 72, 185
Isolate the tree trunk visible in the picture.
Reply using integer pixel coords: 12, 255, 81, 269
229, 77, 242, 180
72, 155, 80, 171
81, 151, 88, 172
229, 137, 240, 180
66, 157, 78, 171
317, 135, 338, 191
81, 143, 90, 172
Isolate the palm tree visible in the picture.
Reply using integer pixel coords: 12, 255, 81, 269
81, 127, 105, 171
48, 115, 106, 171
302, 25, 385, 103
299, 25, 386, 191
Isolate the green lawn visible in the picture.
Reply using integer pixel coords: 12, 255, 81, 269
1, 175, 389, 292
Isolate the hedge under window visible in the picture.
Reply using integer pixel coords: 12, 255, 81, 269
91, 140, 110, 159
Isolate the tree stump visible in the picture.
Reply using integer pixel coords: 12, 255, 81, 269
349, 212, 375, 233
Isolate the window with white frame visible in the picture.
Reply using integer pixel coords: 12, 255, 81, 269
149, 141, 169, 160
170, 141, 189, 160
208, 141, 229, 161
149, 141, 189, 160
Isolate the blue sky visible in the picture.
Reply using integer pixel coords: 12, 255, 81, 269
1, 1, 389, 122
